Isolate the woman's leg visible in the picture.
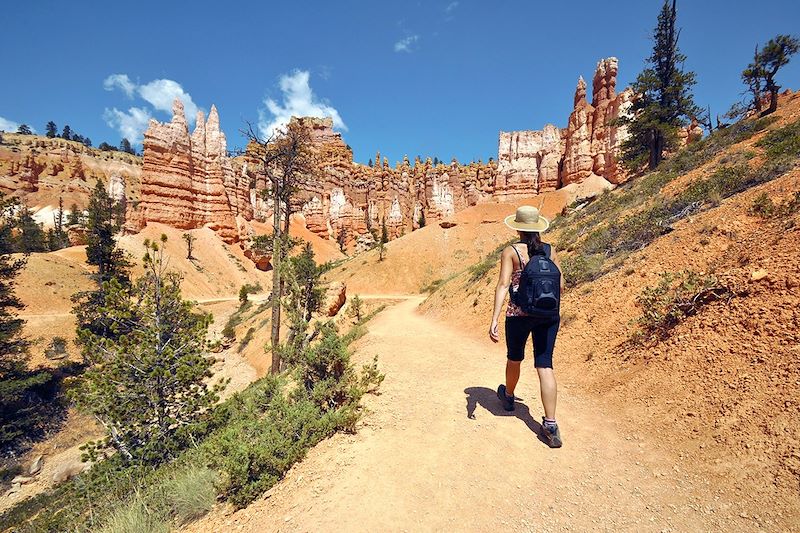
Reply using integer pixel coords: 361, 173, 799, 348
532, 319, 560, 419
504, 317, 528, 397
505, 360, 522, 396
535, 367, 557, 419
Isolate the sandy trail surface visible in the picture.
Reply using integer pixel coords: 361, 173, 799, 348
186, 296, 757, 533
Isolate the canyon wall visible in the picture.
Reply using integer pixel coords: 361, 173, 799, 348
241, 117, 497, 246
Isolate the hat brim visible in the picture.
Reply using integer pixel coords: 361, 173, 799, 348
504, 214, 550, 232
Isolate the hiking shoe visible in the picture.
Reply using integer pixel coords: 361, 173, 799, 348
496, 384, 515, 411
541, 418, 562, 448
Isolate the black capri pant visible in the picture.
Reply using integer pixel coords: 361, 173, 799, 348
504, 315, 560, 368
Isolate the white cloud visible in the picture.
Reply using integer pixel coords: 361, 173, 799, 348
102, 74, 200, 144
103, 74, 136, 98
137, 79, 199, 119
394, 34, 419, 53
0, 116, 20, 132
445, 1, 459, 13
103, 107, 152, 146
258, 70, 347, 138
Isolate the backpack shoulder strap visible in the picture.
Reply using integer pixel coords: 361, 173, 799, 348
543, 243, 552, 259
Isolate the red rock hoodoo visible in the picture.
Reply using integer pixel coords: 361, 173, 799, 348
128, 100, 248, 243
498, 57, 639, 196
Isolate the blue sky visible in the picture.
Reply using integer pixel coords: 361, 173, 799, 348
2, 1, 799, 165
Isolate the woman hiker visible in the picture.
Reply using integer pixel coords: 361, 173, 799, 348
488, 205, 565, 448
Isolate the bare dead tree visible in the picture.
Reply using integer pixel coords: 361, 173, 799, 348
243, 119, 317, 374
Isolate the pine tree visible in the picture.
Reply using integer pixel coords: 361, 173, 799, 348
72, 236, 221, 464
15, 207, 47, 252
0, 193, 50, 447
84, 179, 127, 284
48, 198, 70, 251
61, 125, 72, 140
83, 137, 92, 148
418, 209, 426, 228
245, 119, 317, 374
119, 138, 133, 154
348, 294, 363, 322
73, 180, 130, 339
379, 217, 388, 261
755, 34, 799, 115
281, 242, 324, 353
16, 124, 32, 135
182, 232, 196, 259
621, 0, 699, 170
45, 121, 57, 138
67, 203, 82, 226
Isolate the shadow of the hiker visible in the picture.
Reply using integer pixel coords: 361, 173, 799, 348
464, 386, 549, 446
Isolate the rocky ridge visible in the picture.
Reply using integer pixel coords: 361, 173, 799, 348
0, 133, 141, 220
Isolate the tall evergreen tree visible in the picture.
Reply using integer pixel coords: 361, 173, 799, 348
15, 207, 47, 253
61, 125, 72, 140
45, 121, 58, 138
0, 194, 50, 447
84, 179, 127, 284
73, 180, 130, 339
16, 124, 32, 135
67, 203, 82, 226
72, 236, 220, 464
47, 198, 70, 251
621, 0, 699, 170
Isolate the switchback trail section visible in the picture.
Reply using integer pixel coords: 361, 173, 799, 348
185, 296, 757, 532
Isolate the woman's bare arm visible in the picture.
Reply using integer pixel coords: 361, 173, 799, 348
489, 247, 515, 342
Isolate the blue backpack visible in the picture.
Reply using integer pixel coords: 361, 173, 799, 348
509, 243, 561, 317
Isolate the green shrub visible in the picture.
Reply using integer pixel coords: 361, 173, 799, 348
45, 336, 68, 359
238, 283, 263, 305
164, 466, 218, 525
561, 254, 606, 286
632, 270, 730, 345
420, 278, 444, 293
750, 192, 776, 218
203, 365, 368, 508
468, 256, 496, 283
97, 497, 170, 533
755, 118, 800, 163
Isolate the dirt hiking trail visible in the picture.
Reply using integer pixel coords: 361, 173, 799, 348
187, 297, 764, 532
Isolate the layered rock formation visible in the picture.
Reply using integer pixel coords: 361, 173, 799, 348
497, 57, 637, 195
241, 118, 498, 247
495, 125, 563, 201
0, 133, 141, 214
127, 100, 247, 243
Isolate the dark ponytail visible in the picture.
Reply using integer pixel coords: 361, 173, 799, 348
519, 231, 544, 258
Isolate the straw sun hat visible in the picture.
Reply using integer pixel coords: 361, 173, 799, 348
504, 205, 550, 233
